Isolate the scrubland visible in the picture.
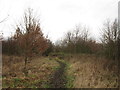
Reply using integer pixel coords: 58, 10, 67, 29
2, 55, 59, 88
2, 54, 119, 88
67, 54, 119, 88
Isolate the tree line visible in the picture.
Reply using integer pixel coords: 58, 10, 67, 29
2, 9, 120, 65
54, 19, 119, 61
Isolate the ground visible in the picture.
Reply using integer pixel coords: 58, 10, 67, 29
67, 54, 119, 88
2, 55, 59, 88
2, 54, 119, 88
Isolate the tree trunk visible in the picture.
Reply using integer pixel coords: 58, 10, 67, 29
24, 56, 27, 70
24, 56, 28, 76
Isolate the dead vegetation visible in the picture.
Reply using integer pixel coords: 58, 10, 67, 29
1, 6, 119, 89
2, 55, 59, 88
2, 54, 119, 88
67, 54, 119, 88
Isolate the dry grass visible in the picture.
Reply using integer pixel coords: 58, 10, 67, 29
67, 54, 119, 88
2, 55, 59, 88
2, 54, 119, 88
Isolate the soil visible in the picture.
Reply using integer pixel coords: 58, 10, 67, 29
49, 60, 67, 88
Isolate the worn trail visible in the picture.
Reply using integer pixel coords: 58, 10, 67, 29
49, 60, 67, 88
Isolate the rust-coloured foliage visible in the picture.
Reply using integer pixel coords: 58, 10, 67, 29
13, 9, 48, 57
11, 9, 49, 72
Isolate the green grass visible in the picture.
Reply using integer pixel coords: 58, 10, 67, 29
4, 78, 48, 88
65, 75, 74, 88
42, 83, 50, 88
52, 66, 60, 71
64, 62, 74, 88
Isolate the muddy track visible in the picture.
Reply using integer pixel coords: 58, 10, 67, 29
49, 60, 67, 88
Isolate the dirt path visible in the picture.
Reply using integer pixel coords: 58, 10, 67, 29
49, 60, 67, 88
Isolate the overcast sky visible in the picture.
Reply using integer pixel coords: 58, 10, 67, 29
0, 0, 119, 42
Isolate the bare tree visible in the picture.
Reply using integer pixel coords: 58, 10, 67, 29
82, 27, 90, 42
61, 24, 91, 54
101, 19, 118, 60
0, 17, 8, 23
0, 16, 8, 41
